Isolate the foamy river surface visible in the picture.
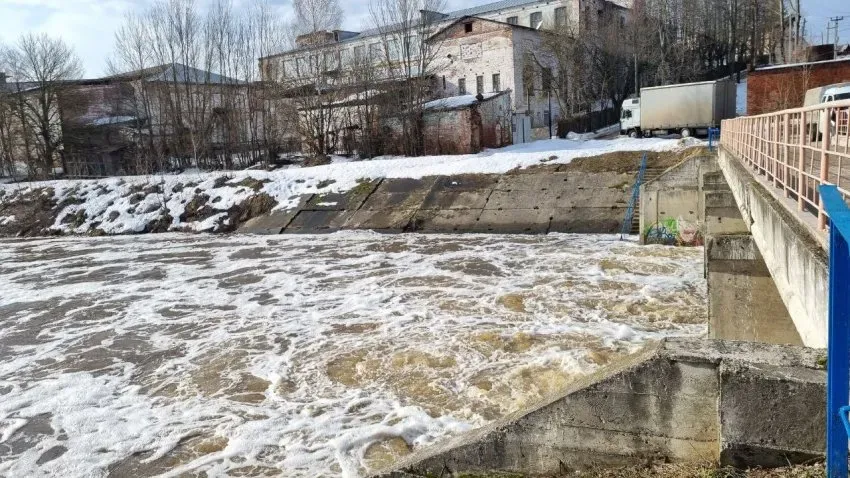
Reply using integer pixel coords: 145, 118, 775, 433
0, 232, 706, 477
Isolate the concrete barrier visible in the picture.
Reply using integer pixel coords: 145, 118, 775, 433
372, 339, 825, 478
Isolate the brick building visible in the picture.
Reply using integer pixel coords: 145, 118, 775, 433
747, 58, 850, 115
412, 91, 512, 155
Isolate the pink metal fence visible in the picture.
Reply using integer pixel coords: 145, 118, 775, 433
720, 99, 850, 230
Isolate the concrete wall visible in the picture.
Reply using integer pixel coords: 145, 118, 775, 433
240, 166, 635, 235
373, 339, 826, 477
707, 235, 802, 345
717, 148, 829, 348
640, 155, 718, 246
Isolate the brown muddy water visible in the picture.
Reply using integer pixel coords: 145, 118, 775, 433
0, 232, 706, 477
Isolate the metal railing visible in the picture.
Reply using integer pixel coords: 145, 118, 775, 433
720, 99, 850, 230
620, 152, 647, 240
821, 184, 850, 478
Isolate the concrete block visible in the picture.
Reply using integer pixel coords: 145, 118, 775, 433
555, 189, 629, 209
550, 207, 624, 233
420, 189, 492, 210
484, 190, 558, 210
474, 209, 552, 234
305, 180, 380, 211
495, 173, 571, 191
719, 362, 825, 468
238, 209, 299, 235
407, 209, 482, 232
282, 210, 355, 233
360, 178, 436, 211
342, 208, 417, 232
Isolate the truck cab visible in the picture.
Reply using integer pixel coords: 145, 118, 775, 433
620, 98, 641, 137
803, 82, 850, 140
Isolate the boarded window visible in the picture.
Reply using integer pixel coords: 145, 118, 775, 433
459, 78, 467, 95
476, 75, 484, 95
555, 7, 567, 27
492, 73, 501, 92
530, 12, 543, 29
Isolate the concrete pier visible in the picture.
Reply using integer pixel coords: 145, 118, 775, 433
373, 339, 825, 478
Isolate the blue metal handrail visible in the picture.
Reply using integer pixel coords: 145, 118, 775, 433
820, 184, 850, 478
620, 152, 648, 240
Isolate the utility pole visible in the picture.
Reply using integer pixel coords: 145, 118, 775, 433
828, 16, 845, 58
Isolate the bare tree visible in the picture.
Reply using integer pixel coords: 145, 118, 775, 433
5, 33, 83, 179
293, 0, 343, 35
369, 0, 447, 156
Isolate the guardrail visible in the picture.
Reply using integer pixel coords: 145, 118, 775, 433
720, 99, 850, 230
820, 184, 850, 478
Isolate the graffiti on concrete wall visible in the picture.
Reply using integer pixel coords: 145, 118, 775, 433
645, 217, 704, 247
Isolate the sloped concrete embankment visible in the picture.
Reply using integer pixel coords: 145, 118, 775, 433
373, 338, 826, 478
242, 169, 637, 235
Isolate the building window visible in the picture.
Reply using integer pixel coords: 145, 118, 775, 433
542, 68, 552, 91
620, 16, 626, 28
492, 73, 501, 92
459, 78, 467, 95
388, 40, 400, 61
555, 7, 567, 27
507, 16, 518, 25
283, 59, 296, 77
443, 76, 447, 90
476, 75, 484, 95
353, 45, 366, 62
369, 43, 382, 62
323, 52, 338, 70
464, 22, 473, 33
406, 35, 420, 57
530, 12, 543, 29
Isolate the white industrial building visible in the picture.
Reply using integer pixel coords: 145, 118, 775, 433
260, 0, 629, 144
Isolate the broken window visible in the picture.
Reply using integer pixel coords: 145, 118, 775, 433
542, 68, 552, 91
464, 22, 473, 33
459, 78, 467, 95
530, 12, 543, 29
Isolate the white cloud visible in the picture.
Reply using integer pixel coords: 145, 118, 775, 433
0, 0, 493, 77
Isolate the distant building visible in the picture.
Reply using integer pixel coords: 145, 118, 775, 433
748, 57, 850, 115
259, 0, 629, 147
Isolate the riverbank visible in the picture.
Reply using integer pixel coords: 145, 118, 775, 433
0, 138, 705, 237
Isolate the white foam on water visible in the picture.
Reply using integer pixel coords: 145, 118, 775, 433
0, 232, 706, 477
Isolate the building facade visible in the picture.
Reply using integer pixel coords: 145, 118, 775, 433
259, 0, 629, 145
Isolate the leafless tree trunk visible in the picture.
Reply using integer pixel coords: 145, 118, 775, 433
5, 33, 83, 179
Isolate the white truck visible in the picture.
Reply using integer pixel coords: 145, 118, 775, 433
619, 79, 737, 138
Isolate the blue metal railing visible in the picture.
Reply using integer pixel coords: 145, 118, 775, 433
620, 152, 648, 240
820, 184, 850, 478
708, 127, 720, 151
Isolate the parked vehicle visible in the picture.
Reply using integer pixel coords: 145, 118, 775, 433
620, 79, 737, 138
803, 83, 850, 140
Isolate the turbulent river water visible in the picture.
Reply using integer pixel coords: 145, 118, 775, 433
0, 232, 706, 477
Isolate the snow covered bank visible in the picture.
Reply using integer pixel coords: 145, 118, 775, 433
0, 137, 704, 236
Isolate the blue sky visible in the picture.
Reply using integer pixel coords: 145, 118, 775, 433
0, 0, 848, 77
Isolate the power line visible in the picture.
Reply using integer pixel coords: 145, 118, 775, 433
828, 16, 845, 57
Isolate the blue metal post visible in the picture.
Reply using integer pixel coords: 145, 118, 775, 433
820, 185, 850, 478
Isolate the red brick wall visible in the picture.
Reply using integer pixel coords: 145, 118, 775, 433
748, 59, 850, 115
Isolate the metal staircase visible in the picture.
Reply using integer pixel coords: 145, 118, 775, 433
620, 153, 666, 239
626, 167, 667, 236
